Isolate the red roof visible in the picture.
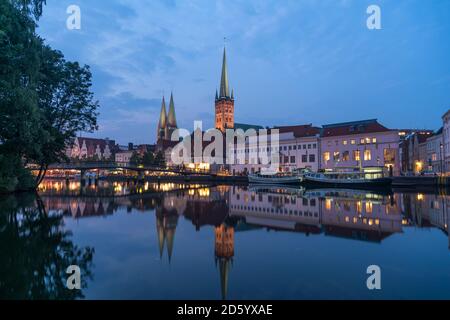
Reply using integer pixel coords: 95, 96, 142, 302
76, 137, 116, 154
275, 124, 321, 138
321, 119, 391, 138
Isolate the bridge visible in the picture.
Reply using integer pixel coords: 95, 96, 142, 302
28, 161, 215, 178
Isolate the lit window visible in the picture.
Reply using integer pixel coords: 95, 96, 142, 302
323, 152, 330, 162
365, 137, 371, 144
372, 138, 377, 143
360, 138, 365, 144
365, 202, 373, 213
351, 140, 356, 145
343, 151, 350, 161
364, 150, 371, 161
353, 150, 361, 161
356, 201, 362, 213
333, 151, 340, 161
343, 140, 348, 145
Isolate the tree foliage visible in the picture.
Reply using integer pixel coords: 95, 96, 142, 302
0, 193, 94, 299
0, 1, 99, 192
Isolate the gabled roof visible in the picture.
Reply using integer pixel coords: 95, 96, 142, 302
321, 119, 391, 137
275, 124, 321, 138
234, 123, 264, 131
76, 137, 116, 151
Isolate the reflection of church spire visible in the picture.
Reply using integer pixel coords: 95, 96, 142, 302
166, 228, 175, 263
214, 224, 234, 300
157, 218, 166, 259
155, 205, 179, 262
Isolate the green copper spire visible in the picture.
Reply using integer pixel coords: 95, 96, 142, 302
167, 92, 177, 128
157, 96, 167, 139
219, 47, 230, 98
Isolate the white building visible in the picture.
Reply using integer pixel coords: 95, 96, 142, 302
320, 119, 400, 176
230, 124, 321, 175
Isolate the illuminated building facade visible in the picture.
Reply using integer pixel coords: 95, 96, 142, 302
320, 119, 400, 175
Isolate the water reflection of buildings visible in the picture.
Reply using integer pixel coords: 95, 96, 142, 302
319, 190, 403, 242
215, 224, 234, 300
156, 204, 178, 262
402, 192, 450, 248
38, 179, 450, 300
155, 186, 234, 299
229, 186, 322, 234
229, 187, 403, 243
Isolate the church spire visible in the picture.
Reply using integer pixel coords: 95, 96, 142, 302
219, 47, 230, 98
167, 92, 177, 128
157, 96, 167, 140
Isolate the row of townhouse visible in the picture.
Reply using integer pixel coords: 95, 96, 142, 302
230, 119, 401, 176
65, 137, 156, 164
400, 109, 450, 175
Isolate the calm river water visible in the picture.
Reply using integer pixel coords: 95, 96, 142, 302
1, 179, 450, 300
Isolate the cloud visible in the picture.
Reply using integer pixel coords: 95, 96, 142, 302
36, 0, 450, 143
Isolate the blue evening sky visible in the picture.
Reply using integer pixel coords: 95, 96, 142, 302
36, 0, 450, 144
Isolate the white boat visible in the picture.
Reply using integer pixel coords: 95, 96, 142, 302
302, 167, 392, 188
248, 171, 303, 185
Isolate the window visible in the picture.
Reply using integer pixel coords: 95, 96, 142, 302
293, 145, 297, 150
343, 140, 348, 145
323, 152, 330, 162
432, 153, 437, 161
343, 151, 350, 161
354, 150, 361, 161
308, 144, 311, 149
384, 148, 395, 162
313, 143, 317, 149
364, 149, 372, 161
302, 155, 308, 163
289, 146, 292, 151
372, 138, 377, 144
351, 139, 356, 145
365, 137, 371, 144
290, 156, 295, 163
333, 151, 340, 161
309, 154, 315, 162
360, 138, 365, 144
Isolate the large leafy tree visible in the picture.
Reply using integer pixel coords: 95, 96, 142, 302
0, 0, 99, 192
34, 46, 99, 185
0, 0, 44, 192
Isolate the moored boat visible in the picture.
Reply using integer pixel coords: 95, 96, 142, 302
302, 167, 392, 188
248, 171, 303, 185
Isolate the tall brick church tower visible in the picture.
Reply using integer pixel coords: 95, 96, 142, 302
215, 48, 234, 132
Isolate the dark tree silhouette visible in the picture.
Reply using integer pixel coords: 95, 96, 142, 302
0, 194, 94, 299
